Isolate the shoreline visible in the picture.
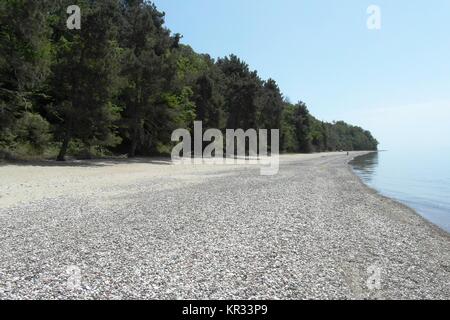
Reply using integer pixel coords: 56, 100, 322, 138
0, 151, 449, 299
348, 152, 450, 238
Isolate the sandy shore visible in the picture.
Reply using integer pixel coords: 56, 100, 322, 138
0, 152, 449, 299
0, 153, 334, 209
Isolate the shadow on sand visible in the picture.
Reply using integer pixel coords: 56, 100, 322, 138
0, 157, 173, 168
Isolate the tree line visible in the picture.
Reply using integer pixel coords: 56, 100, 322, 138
0, 0, 378, 161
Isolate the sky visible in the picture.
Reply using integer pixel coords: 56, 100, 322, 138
152, 0, 450, 151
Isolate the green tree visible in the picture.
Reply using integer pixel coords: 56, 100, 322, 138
217, 55, 262, 130
118, 0, 179, 157
15, 112, 52, 153
0, 0, 52, 151
48, 0, 122, 160
293, 102, 313, 153
280, 102, 299, 153
257, 78, 284, 130
172, 45, 226, 129
0, 0, 378, 159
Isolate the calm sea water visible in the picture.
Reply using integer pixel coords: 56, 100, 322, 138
350, 151, 450, 233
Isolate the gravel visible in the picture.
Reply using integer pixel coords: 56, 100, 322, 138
0, 152, 449, 300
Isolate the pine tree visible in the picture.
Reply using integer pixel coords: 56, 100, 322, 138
0, 0, 52, 152
217, 55, 262, 130
118, 0, 179, 157
257, 78, 284, 130
293, 102, 313, 153
48, 0, 122, 160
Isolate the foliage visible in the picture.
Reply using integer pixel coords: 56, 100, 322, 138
0, 1, 378, 160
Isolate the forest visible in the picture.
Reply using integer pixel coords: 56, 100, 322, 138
0, 0, 378, 161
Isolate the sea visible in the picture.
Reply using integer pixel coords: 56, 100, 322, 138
350, 150, 450, 233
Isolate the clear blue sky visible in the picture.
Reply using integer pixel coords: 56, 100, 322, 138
153, 0, 450, 150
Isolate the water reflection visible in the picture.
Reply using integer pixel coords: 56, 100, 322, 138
350, 152, 379, 184
350, 151, 450, 233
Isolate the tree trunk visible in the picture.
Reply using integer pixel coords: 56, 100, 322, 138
57, 135, 70, 161
129, 132, 138, 158
129, 141, 137, 158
